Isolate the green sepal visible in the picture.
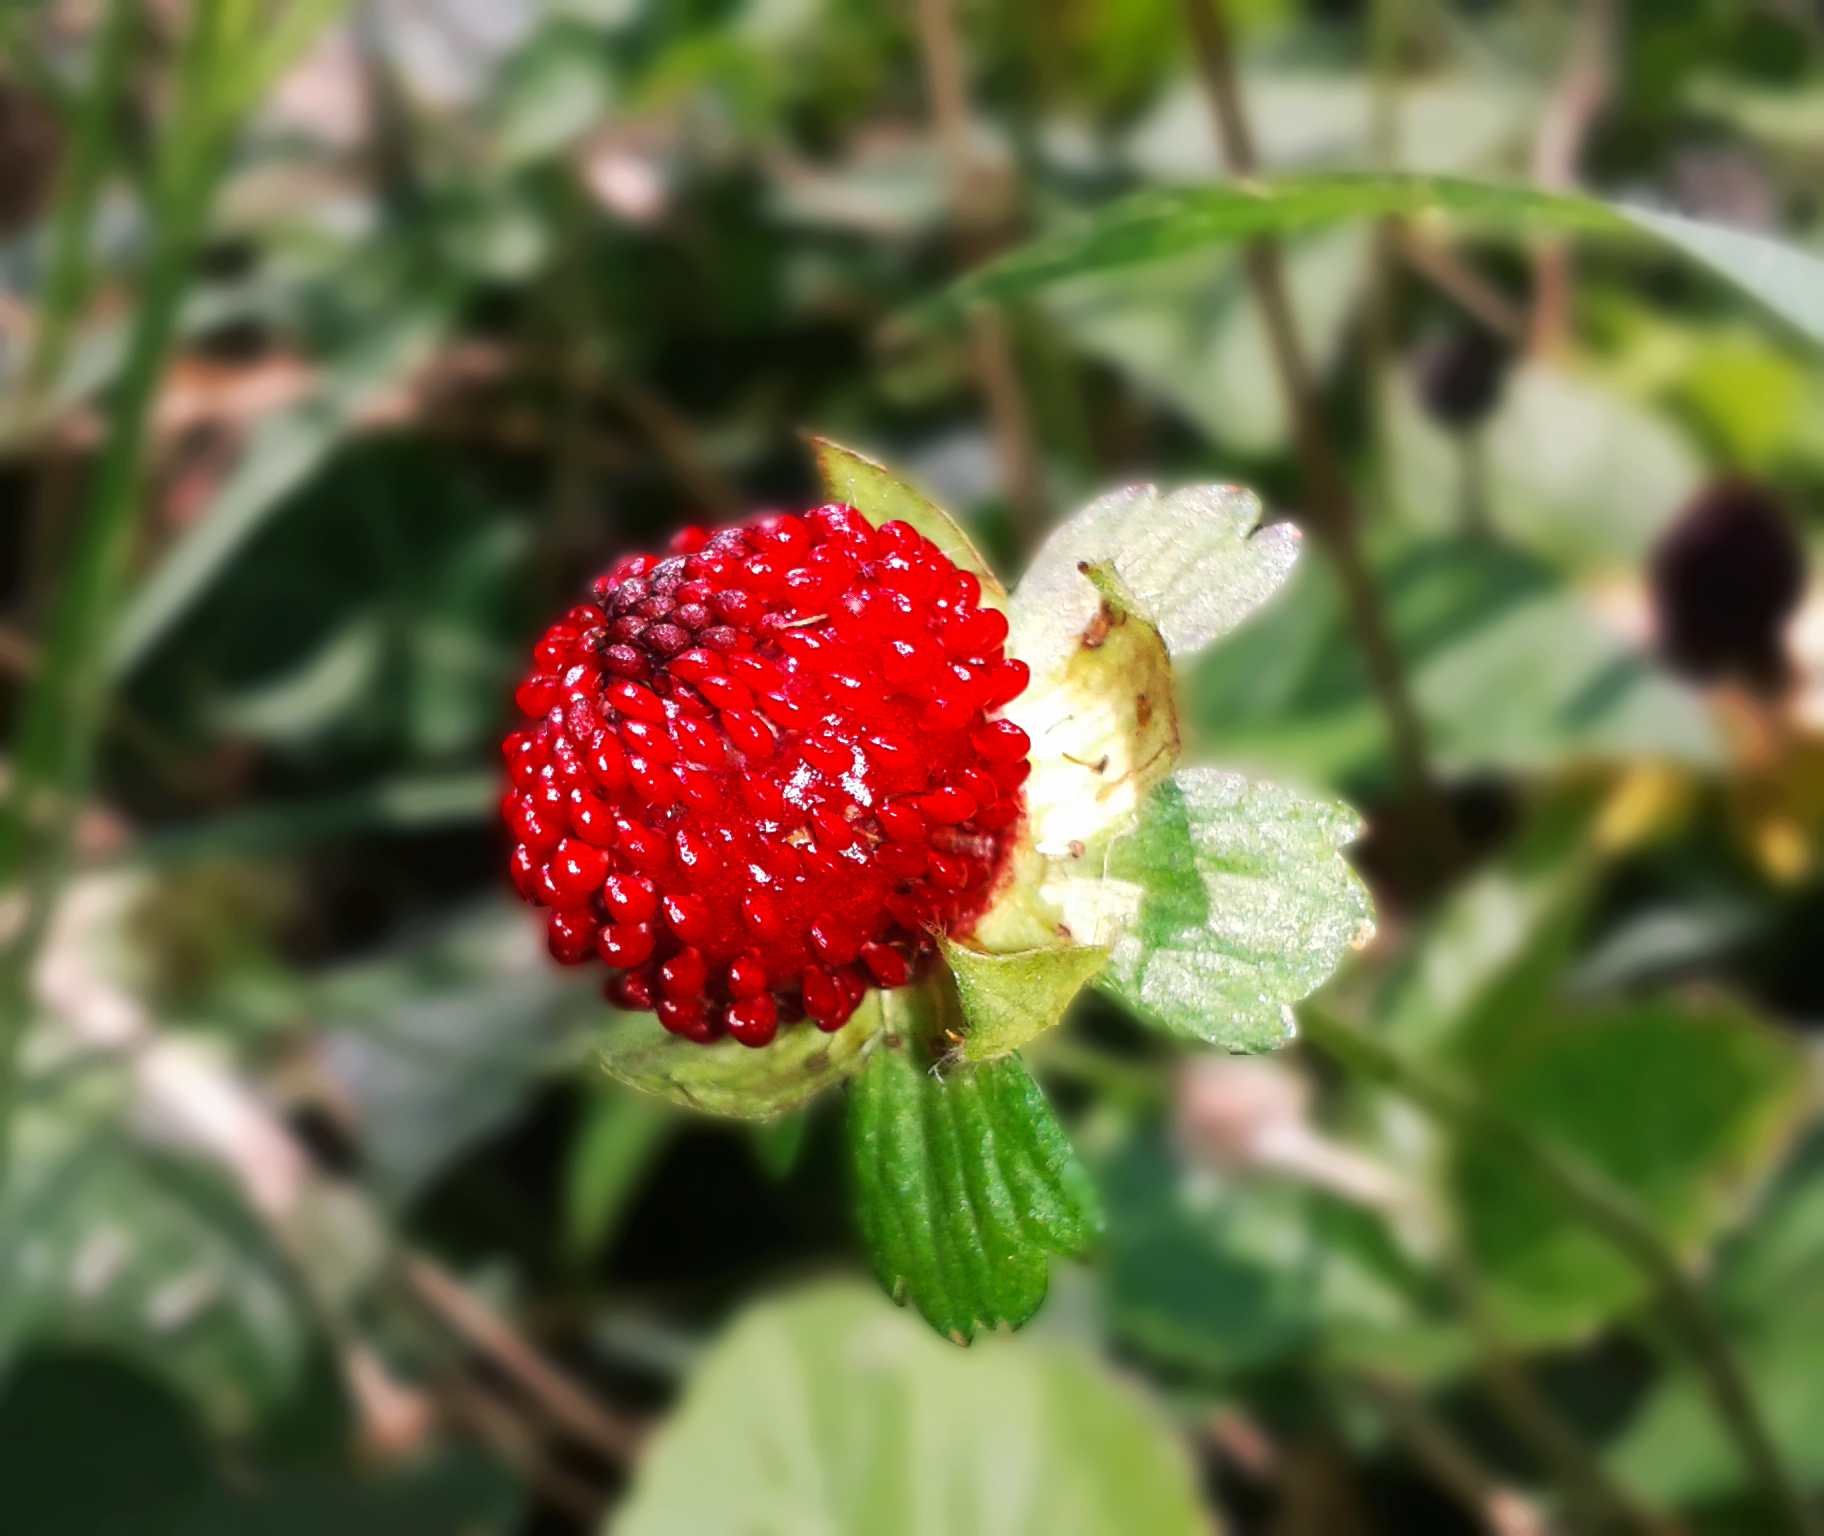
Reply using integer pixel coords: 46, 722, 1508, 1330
809, 436, 1008, 613
847, 1031, 1102, 1344
596, 994, 883, 1120
940, 935, 1111, 1062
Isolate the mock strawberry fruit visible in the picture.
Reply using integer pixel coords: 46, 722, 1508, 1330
502, 507, 1031, 1047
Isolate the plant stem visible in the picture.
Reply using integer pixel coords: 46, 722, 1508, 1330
0, 0, 244, 1191
914, 0, 1047, 553
1298, 1004, 1816, 1536
1180, 0, 1449, 863
18, 0, 136, 408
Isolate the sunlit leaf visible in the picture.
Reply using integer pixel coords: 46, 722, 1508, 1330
848, 1035, 1100, 1344
614, 1280, 1207, 1536
1009, 483, 1300, 685
1099, 769, 1374, 1053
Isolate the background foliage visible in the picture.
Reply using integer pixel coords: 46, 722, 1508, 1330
4, 0, 1824, 1531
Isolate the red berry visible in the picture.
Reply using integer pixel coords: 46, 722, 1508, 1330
503, 504, 1027, 1046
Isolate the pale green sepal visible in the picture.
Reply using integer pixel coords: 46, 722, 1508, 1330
1010, 482, 1300, 685
596, 993, 884, 1119
941, 936, 1111, 1062
810, 436, 1009, 613
1001, 558, 1180, 861
1099, 768, 1376, 1053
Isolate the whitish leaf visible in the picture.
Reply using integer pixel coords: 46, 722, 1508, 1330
940, 937, 1111, 1061
944, 174, 1824, 349
1010, 483, 1301, 686
1098, 769, 1375, 1053
811, 436, 1008, 612
597, 989, 884, 1120
848, 1035, 1101, 1344
614, 1280, 1207, 1536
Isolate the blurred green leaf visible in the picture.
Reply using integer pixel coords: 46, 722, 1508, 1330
1611, 1133, 1824, 1505
1187, 534, 1718, 788
1100, 769, 1373, 1053
0, 1068, 307, 1432
490, 23, 615, 166
947, 175, 1824, 348
564, 1088, 675, 1261
1043, 229, 1368, 454
315, 899, 598, 1204
1390, 361, 1703, 571
108, 307, 451, 682
1125, 70, 1539, 180
1099, 1134, 1465, 1381
1454, 993, 1808, 1345
848, 1037, 1100, 1344
1412, 590, 1720, 773
0, 1351, 213, 1536
614, 1279, 1208, 1536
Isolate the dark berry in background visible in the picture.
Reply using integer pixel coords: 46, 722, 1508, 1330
1414, 325, 1512, 431
1650, 478, 1807, 697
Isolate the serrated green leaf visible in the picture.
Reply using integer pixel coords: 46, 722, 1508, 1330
940, 936, 1110, 1061
942, 174, 1824, 348
810, 436, 1008, 612
1010, 483, 1301, 685
848, 1037, 1101, 1343
1100, 769, 1375, 1052
613, 1279, 1209, 1536
596, 993, 884, 1120
1453, 992, 1809, 1346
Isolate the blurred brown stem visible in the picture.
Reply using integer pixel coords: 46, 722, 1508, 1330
1181, 0, 1449, 866
1529, 0, 1615, 356
1298, 1004, 1815, 1536
401, 1255, 643, 1465
1355, 1373, 1562, 1536
914, 0, 1046, 552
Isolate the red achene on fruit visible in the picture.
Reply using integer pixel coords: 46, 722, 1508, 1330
502, 506, 1031, 1048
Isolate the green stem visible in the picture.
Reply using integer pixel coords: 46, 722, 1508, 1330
1298, 1004, 1816, 1536
0, 0, 242, 1192
21, 0, 137, 406
1180, 0, 1453, 877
